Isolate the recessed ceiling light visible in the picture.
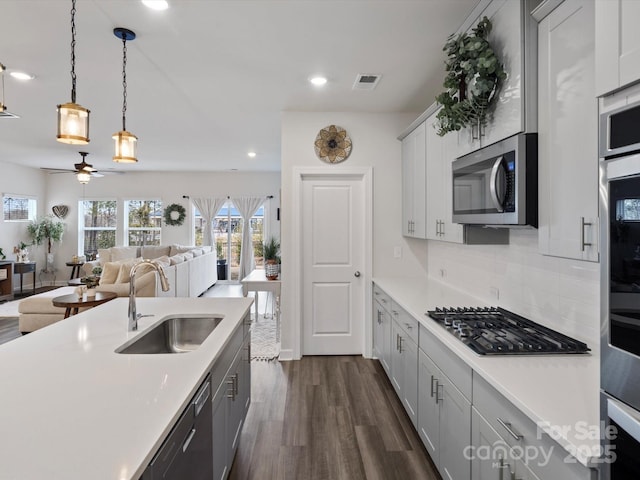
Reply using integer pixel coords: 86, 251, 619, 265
248, 151, 256, 158
10, 71, 35, 81
142, 0, 169, 11
309, 76, 327, 87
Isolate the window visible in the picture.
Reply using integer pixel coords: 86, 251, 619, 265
125, 199, 162, 246
79, 200, 117, 257
208, 201, 264, 281
3, 194, 36, 222
617, 199, 640, 221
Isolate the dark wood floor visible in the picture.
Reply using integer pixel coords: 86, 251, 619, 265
229, 356, 440, 480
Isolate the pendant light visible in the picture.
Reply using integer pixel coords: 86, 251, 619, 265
113, 27, 138, 163
56, 0, 90, 144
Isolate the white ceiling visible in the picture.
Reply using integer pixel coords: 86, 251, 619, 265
0, 0, 479, 174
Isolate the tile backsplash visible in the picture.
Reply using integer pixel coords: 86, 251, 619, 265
427, 229, 600, 351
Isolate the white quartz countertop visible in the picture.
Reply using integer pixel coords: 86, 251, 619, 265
373, 276, 600, 468
0, 297, 253, 480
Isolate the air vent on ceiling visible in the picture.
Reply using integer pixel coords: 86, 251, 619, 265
353, 73, 381, 90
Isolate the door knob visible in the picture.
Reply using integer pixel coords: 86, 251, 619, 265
354, 271, 361, 278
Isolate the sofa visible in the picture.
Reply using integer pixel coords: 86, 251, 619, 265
80, 244, 218, 299
18, 286, 83, 333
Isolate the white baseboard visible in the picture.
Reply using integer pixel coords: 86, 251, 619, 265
278, 349, 295, 361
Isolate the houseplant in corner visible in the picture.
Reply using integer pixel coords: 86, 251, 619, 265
263, 237, 280, 280
27, 215, 65, 273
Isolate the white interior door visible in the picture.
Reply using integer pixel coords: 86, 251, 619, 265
301, 174, 365, 355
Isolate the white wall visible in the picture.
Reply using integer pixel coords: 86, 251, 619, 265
427, 230, 600, 351
42, 170, 281, 284
0, 161, 47, 291
280, 111, 428, 359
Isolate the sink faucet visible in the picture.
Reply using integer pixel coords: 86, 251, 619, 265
128, 259, 171, 331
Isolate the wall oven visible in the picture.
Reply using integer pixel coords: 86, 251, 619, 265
452, 133, 538, 227
600, 153, 640, 479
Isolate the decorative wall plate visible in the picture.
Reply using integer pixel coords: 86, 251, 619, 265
314, 125, 352, 163
52, 205, 69, 219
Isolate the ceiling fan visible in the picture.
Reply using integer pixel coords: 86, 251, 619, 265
41, 152, 122, 183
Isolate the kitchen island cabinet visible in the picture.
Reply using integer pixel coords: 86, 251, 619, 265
538, 0, 599, 262
0, 296, 253, 480
372, 278, 599, 480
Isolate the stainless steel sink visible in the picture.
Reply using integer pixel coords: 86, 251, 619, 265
116, 316, 223, 354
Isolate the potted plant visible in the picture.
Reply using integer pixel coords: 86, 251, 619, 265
215, 241, 227, 280
263, 237, 280, 280
27, 215, 64, 272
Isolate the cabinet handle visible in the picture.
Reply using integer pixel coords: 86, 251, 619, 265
377, 310, 382, 324
581, 217, 593, 251
497, 417, 523, 441
398, 335, 404, 353
392, 310, 399, 316
435, 383, 443, 404
182, 428, 197, 453
430, 375, 437, 397
234, 373, 239, 396
440, 220, 445, 237
404, 322, 413, 330
226, 377, 235, 399
396, 333, 399, 351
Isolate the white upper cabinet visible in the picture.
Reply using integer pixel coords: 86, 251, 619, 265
426, 108, 464, 243
401, 122, 427, 239
456, 0, 537, 157
595, 0, 640, 97
538, 0, 599, 262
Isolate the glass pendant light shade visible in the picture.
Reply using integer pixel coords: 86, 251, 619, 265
57, 102, 90, 144
76, 170, 91, 184
113, 130, 138, 163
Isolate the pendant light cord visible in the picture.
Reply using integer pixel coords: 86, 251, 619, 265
121, 36, 128, 131
70, 0, 77, 103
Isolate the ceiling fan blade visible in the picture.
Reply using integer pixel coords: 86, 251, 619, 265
41, 167, 74, 174
89, 171, 104, 178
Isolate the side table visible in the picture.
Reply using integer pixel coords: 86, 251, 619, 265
14, 262, 36, 296
52, 291, 117, 318
66, 262, 85, 280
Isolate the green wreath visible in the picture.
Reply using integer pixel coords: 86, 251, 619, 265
163, 203, 186, 226
435, 16, 506, 137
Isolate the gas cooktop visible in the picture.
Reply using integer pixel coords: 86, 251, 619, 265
426, 307, 590, 355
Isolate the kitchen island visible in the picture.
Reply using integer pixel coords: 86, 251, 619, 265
0, 296, 252, 480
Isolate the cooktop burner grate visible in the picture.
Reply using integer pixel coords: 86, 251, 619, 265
426, 307, 590, 355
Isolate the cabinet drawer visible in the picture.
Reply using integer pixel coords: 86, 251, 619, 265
372, 284, 391, 312
473, 375, 595, 480
390, 304, 419, 344
419, 324, 472, 401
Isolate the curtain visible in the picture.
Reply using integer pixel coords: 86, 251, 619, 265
232, 196, 265, 280
191, 197, 227, 246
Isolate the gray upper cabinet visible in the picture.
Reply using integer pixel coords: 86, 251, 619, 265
538, 0, 599, 262
595, 0, 640, 97
401, 122, 427, 238
456, 0, 538, 158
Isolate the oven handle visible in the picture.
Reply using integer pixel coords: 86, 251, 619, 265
608, 396, 640, 443
489, 156, 506, 213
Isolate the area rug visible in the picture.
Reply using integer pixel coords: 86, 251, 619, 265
0, 318, 21, 346
251, 314, 280, 362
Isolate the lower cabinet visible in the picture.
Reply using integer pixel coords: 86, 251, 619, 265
472, 408, 540, 480
373, 298, 391, 375
418, 349, 471, 480
212, 315, 251, 480
390, 312, 419, 427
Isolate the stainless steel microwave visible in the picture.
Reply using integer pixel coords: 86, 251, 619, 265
600, 99, 640, 159
452, 133, 538, 227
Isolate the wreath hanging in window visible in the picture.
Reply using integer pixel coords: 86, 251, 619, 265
435, 16, 506, 137
163, 203, 186, 226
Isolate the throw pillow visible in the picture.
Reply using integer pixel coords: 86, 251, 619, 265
182, 252, 194, 260
99, 262, 121, 285
111, 246, 139, 262
169, 244, 197, 256
115, 258, 143, 284
169, 254, 185, 266
191, 248, 203, 257
141, 245, 171, 259
97, 248, 112, 266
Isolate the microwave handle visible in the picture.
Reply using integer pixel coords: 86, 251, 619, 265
489, 156, 506, 213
